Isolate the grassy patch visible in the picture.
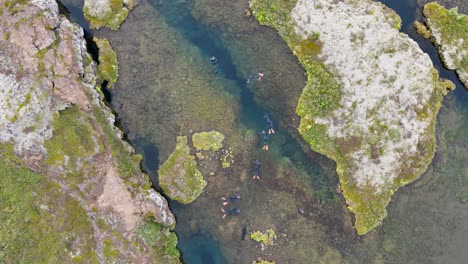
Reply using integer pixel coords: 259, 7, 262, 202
137, 220, 180, 258
0, 146, 97, 262
158, 136, 206, 204
94, 37, 119, 87
45, 105, 99, 166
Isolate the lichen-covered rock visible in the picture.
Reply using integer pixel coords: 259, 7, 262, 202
159, 136, 207, 204
422, 2, 467, 87
83, 0, 134, 30
192, 130, 225, 151
94, 37, 119, 86
250, 0, 452, 234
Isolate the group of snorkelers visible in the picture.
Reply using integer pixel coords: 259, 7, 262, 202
208, 57, 276, 218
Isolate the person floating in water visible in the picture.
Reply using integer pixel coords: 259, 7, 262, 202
253, 159, 261, 180
221, 208, 240, 219
209, 56, 218, 73
209, 56, 217, 65
246, 72, 264, 85
259, 130, 269, 150
263, 113, 275, 134
221, 193, 241, 206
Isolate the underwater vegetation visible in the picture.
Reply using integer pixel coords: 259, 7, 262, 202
250, 228, 277, 246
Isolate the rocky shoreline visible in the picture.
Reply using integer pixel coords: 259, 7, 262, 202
0, 0, 179, 262
250, 0, 454, 234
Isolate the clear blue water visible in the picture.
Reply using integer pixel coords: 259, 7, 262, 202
59, 0, 467, 263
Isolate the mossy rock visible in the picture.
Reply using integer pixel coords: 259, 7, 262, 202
83, 0, 133, 30
158, 136, 206, 204
94, 37, 119, 87
423, 2, 467, 86
413, 21, 431, 39
250, 229, 277, 245
192, 130, 224, 151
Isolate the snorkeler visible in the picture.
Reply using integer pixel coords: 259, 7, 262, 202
253, 159, 261, 180
259, 130, 269, 150
209, 56, 217, 65
209, 56, 218, 73
221, 208, 240, 219
263, 113, 275, 134
246, 72, 264, 85
221, 193, 241, 206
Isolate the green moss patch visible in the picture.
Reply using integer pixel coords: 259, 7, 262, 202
0, 147, 97, 262
250, 229, 277, 245
137, 220, 180, 258
158, 136, 206, 204
423, 2, 467, 85
413, 21, 431, 39
94, 37, 119, 87
192, 130, 224, 151
83, 0, 132, 30
45, 105, 100, 166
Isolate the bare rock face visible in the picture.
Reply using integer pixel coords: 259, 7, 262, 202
0, 0, 178, 261
0, 0, 95, 159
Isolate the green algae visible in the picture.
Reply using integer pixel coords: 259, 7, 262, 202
94, 37, 119, 87
250, 229, 277, 245
192, 130, 225, 151
83, 0, 132, 30
423, 2, 468, 86
158, 136, 206, 204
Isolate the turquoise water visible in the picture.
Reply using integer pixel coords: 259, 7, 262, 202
60, 0, 467, 263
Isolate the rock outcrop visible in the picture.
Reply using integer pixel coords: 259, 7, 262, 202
83, 0, 134, 30
422, 2, 467, 88
250, 0, 453, 234
0, 0, 178, 262
159, 136, 207, 204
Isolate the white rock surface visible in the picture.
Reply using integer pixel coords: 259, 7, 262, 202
292, 0, 438, 191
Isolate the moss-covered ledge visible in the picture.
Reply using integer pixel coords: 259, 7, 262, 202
421, 2, 467, 87
250, 0, 453, 234
94, 37, 119, 87
158, 136, 207, 204
83, 0, 134, 30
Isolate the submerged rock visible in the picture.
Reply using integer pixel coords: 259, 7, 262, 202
192, 130, 225, 151
250, 0, 452, 234
422, 2, 467, 88
83, 0, 134, 30
159, 136, 207, 204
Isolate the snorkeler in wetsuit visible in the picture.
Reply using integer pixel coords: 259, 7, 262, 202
246, 72, 264, 85
221, 208, 240, 219
209, 56, 218, 73
263, 113, 275, 134
253, 159, 261, 180
259, 130, 269, 150
221, 193, 241, 206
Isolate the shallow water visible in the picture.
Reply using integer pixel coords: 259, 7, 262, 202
60, 0, 467, 263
